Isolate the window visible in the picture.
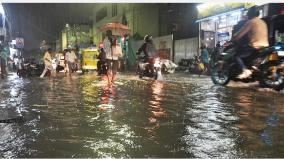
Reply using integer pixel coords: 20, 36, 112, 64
218, 16, 227, 29
96, 7, 107, 22
112, 4, 118, 17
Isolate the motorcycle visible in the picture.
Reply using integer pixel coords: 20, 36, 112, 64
97, 60, 107, 75
17, 62, 33, 77
97, 48, 107, 75
136, 55, 162, 80
17, 62, 49, 77
210, 42, 284, 91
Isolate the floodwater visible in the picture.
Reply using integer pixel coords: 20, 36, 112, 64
0, 72, 284, 158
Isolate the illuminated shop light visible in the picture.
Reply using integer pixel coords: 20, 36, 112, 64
197, 3, 226, 12
0, 3, 4, 15
230, 11, 241, 16
196, 8, 245, 23
212, 17, 218, 21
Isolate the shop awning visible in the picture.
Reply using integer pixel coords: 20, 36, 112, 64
196, 8, 245, 23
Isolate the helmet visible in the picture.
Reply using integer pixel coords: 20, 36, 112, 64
247, 6, 259, 19
144, 35, 153, 42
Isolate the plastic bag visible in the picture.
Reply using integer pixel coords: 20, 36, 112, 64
112, 44, 123, 57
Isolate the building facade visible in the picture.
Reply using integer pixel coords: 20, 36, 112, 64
0, 4, 6, 43
92, 3, 160, 45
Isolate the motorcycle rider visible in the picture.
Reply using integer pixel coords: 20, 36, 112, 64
97, 43, 107, 75
136, 35, 157, 75
232, 6, 269, 79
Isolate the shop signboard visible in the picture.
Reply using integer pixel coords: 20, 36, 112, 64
217, 32, 230, 45
15, 37, 24, 49
197, 3, 255, 19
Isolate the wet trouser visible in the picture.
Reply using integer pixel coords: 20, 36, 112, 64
107, 59, 119, 75
67, 61, 76, 73
235, 45, 257, 70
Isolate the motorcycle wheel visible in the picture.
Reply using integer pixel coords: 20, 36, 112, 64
210, 61, 230, 85
259, 62, 284, 91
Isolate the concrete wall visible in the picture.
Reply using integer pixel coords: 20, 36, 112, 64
131, 34, 173, 61
174, 37, 198, 63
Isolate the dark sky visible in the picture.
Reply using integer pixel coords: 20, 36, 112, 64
3, 3, 199, 51
3, 3, 95, 51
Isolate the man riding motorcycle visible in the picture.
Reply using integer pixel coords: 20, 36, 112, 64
136, 35, 157, 75
232, 6, 269, 79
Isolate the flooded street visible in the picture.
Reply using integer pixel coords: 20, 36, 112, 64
1, 72, 284, 158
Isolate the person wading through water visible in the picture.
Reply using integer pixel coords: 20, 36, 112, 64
103, 30, 123, 85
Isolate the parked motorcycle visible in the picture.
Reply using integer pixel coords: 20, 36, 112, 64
17, 62, 49, 77
210, 42, 284, 91
136, 55, 162, 80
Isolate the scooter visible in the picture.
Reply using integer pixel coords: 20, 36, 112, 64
97, 60, 107, 75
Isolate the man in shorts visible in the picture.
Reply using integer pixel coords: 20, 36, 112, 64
103, 30, 120, 85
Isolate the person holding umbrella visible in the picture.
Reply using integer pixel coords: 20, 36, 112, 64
103, 30, 122, 85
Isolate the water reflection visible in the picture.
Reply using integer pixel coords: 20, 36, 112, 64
146, 81, 166, 143
181, 84, 239, 158
0, 73, 28, 158
81, 76, 140, 158
223, 88, 284, 157
149, 81, 165, 118
1, 73, 284, 157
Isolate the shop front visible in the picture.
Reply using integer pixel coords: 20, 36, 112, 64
197, 7, 247, 50
196, 3, 269, 52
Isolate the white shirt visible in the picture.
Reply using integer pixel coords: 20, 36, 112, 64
66, 51, 77, 63
103, 37, 119, 60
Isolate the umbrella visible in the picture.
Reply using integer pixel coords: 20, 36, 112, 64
100, 23, 131, 36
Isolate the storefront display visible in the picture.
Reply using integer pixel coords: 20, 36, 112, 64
197, 3, 269, 51
217, 27, 233, 45
202, 31, 215, 48
218, 15, 227, 28
197, 7, 245, 49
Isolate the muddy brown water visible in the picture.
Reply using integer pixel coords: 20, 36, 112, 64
0, 73, 284, 158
